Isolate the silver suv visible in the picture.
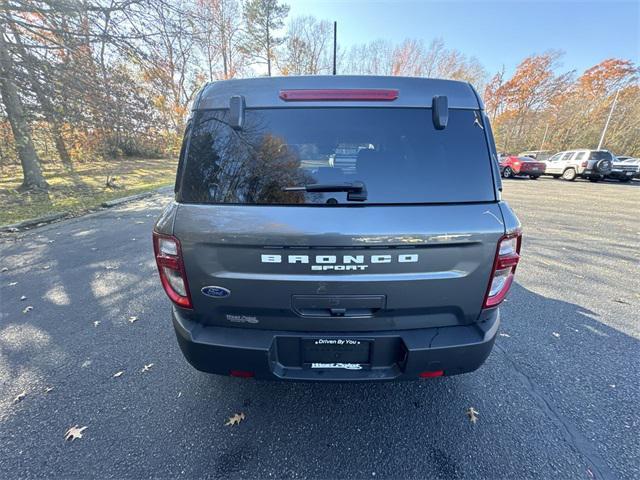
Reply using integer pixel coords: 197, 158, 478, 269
153, 76, 521, 381
544, 149, 613, 182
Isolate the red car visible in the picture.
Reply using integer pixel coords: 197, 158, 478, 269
499, 156, 546, 179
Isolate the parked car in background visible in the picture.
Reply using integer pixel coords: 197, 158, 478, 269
500, 155, 546, 179
543, 149, 613, 182
608, 157, 640, 182
518, 150, 552, 162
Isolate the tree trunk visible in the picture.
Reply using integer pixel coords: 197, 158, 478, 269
0, 28, 48, 191
266, 23, 271, 76
9, 20, 73, 170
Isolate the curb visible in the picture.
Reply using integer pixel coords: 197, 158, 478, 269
100, 191, 155, 208
1, 186, 173, 233
0, 212, 70, 232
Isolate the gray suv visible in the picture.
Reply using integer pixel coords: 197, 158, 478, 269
153, 76, 521, 381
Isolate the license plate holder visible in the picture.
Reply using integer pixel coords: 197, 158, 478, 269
302, 338, 371, 366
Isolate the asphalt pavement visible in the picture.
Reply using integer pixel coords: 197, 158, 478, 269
0, 177, 638, 479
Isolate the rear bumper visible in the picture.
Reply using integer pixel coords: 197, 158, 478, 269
580, 170, 606, 178
172, 308, 500, 381
607, 170, 636, 179
518, 168, 544, 175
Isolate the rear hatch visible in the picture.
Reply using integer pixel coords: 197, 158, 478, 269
174, 104, 505, 332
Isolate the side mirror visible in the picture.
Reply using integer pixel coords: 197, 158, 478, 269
229, 95, 245, 130
432, 95, 448, 130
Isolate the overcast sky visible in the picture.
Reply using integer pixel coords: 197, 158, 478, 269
287, 0, 640, 76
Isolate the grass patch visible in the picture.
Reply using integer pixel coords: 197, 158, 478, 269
0, 157, 177, 225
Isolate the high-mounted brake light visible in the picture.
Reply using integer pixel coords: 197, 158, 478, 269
279, 89, 399, 101
153, 232, 192, 308
483, 231, 522, 308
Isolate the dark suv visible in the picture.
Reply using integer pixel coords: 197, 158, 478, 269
153, 76, 521, 381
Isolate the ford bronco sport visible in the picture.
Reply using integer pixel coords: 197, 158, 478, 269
153, 76, 521, 381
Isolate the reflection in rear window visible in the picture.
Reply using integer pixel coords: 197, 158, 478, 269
179, 108, 495, 205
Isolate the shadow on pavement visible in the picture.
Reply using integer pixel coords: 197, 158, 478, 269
0, 203, 637, 479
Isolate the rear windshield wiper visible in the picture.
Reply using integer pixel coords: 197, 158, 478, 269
283, 181, 367, 201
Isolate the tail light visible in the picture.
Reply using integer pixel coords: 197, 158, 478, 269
419, 370, 444, 378
153, 232, 192, 308
483, 231, 522, 308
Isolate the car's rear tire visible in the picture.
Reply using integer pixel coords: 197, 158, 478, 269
589, 177, 600, 183
503, 167, 513, 179
529, 175, 540, 180
619, 178, 631, 183
562, 169, 577, 181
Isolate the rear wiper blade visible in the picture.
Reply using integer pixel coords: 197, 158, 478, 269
283, 181, 367, 201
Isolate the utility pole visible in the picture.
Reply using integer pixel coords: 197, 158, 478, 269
597, 89, 620, 150
332, 21, 337, 75
539, 123, 549, 151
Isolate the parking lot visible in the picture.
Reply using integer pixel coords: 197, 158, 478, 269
0, 177, 638, 479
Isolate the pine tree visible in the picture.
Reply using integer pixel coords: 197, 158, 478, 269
241, 0, 290, 76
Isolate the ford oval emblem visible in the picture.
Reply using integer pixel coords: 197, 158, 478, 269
201, 286, 231, 298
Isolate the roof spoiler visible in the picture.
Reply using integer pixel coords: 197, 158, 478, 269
229, 95, 245, 130
432, 95, 448, 130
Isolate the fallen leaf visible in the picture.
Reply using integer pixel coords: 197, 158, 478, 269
22, 306, 33, 314
20, 295, 27, 301
64, 425, 87, 441
613, 298, 631, 305
42, 265, 50, 270
177, 391, 182, 398
8, 282, 17, 286
552, 332, 560, 338
113, 370, 124, 378
90, 247, 98, 251
128, 316, 138, 324
44, 387, 54, 393
466, 407, 479, 424
1, 267, 8, 272
93, 321, 100, 327
499, 333, 510, 338
135, 221, 144, 224
141, 363, 154, 373
225, 412, 245, 426
14, 390, 27, 403
81, 360, 92, 368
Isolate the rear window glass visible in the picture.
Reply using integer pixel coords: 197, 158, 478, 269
589, 151, 613, 161
179, 108, 495, 205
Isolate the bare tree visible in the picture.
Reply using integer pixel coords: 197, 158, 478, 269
0, 16, 47, 190
279, 15, 331, 75
194, 0, 245, 80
